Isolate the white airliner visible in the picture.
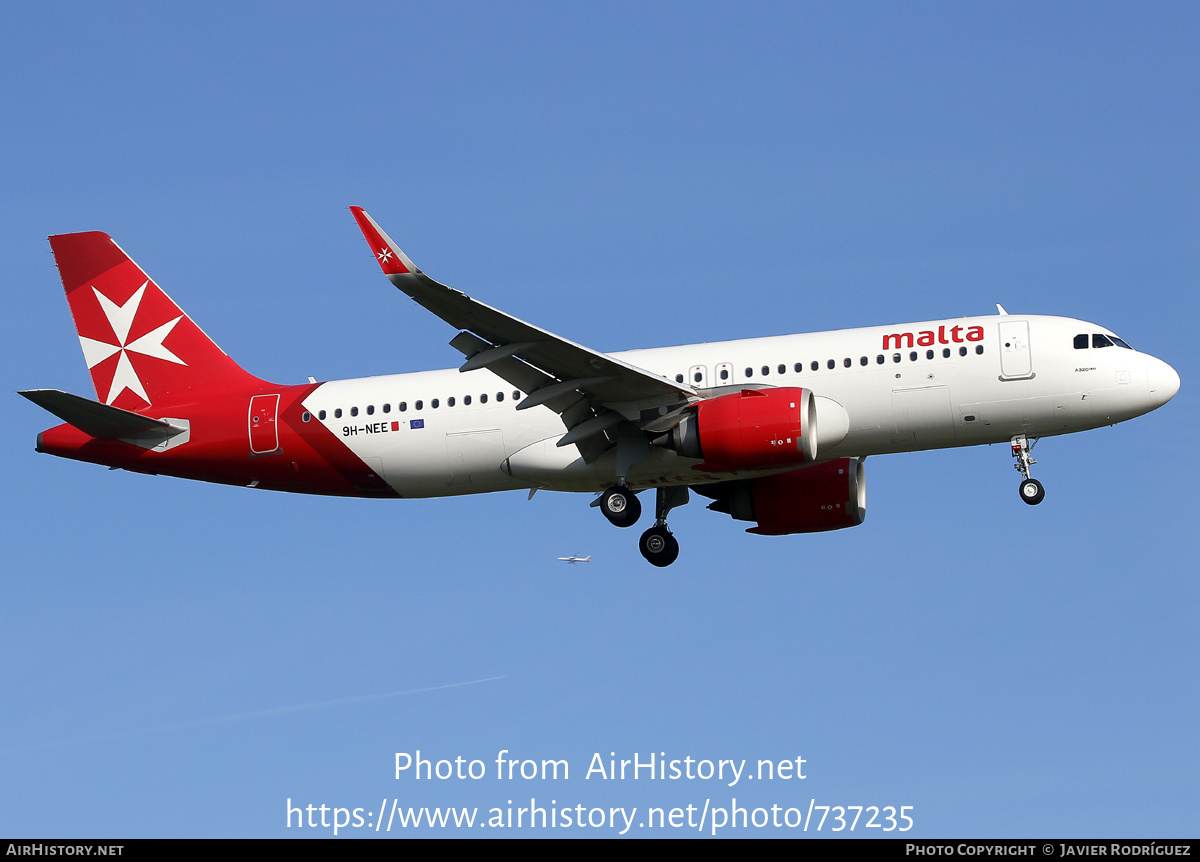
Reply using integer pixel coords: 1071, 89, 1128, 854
21, 207, 1180, 566
559, 554, 592, 565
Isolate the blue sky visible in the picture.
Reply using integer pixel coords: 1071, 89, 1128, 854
2, 1, 1196, 838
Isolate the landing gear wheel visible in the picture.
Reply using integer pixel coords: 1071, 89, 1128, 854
600, 485, 641, 528
639, 525, 680, 567
1019, 478, 1045, 505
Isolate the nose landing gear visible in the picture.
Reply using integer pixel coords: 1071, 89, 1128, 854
1011, 435, 1045, 505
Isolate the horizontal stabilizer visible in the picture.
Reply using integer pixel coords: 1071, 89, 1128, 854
18, 389, 183, 439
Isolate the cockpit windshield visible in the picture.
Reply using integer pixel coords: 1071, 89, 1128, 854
1074, 333, 1134, 350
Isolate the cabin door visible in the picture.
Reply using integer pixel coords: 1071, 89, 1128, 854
998, 320, 1033, 379
249, 394, 281, 454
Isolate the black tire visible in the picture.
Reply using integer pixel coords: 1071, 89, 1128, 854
639, 525, 680, 567
600, 486, 641, 527
1019, 478, 1045, 506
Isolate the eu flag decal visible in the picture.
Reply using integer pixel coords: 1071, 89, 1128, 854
410, 419, 425, 429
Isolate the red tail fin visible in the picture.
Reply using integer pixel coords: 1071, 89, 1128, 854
49, 231, 264, 410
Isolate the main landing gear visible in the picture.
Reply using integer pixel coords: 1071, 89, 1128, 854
639, 486, 688, 567
639, 525, 679, 568
1011, 435, 1045, 505
598, 484, 641, 528
595, 484, 689, 567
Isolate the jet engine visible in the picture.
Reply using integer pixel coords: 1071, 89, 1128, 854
665, 387, 818, 471
696, 457, 866, 535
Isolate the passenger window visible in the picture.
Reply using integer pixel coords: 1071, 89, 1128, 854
777, 364, 786, 375
464, 395, 472, 405
942, 348, 951, 358
318, 410, 327, 420
876, 355, 884, 364
843, 357, 851, 368
334, 408, 342, 418
694, 371, 702, 383
975, 345, 984, 354
926, 350, 934, 360
383, 403, 391, 413
959, 346, 967, 357
302, 411, 311, 422
761, 366, 770, 376
367, 405, 374, 415
675, 373, 684, 383
909, 352, 918, 361
859, 356, 868, 366
448, 397, 456, 407
744, 367, 753, 378
399, 402, 407, 412
415, 400, 423, 410
794, 363, 802, 373
480, 393, 488, 404
513, 391, 520, 399
1074, 334, 1089, 349
893, 353, 901, 363
350, 407, 358, 417
827, 359, 835, 370
811, 361, 819, 371
720, 368, 729, 380
431, 399, 439, 409
496, 392, 504, 402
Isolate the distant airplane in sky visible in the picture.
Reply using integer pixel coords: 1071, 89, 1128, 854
21, 208, 1180, 567
558, 554, 592, 565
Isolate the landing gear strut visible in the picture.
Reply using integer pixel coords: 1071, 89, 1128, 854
638, 486, 689, 567
1011, 435, 1045, 505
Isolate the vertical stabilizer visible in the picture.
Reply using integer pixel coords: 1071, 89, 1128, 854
49, 231, 264, 410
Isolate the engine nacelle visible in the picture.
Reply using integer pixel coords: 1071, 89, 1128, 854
700, 457, 866, 535
669, 387, 818, 471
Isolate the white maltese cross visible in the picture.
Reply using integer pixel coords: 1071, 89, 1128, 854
77, 282, 186, 405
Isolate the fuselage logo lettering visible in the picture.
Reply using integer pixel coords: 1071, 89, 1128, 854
882, 325, 984, 350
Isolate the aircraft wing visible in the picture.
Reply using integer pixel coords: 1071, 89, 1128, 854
351, 207, 696, 458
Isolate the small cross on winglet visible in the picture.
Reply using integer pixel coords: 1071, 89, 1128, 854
349, 206, 416, 276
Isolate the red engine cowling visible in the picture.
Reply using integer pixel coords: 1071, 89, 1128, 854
671, 387, 818, 471
699, 457, 866, 535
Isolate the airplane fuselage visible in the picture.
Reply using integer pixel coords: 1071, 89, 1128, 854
310, 313, 1176, 496
39, 313, 1175, 499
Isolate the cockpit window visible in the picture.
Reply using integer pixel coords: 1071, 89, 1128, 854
1092, 334, 1114, 348
1111, 336, 1133, 349
1073, 334, 1089, 349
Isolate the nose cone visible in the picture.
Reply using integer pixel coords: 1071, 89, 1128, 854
1147, 358, 1180, 408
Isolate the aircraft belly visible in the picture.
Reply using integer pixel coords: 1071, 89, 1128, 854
505, 437, 716, 493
